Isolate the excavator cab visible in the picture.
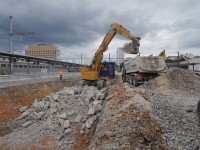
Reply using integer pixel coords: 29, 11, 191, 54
99, 62, 115, 79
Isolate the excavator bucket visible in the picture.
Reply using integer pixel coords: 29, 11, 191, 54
119, 41, 139, 54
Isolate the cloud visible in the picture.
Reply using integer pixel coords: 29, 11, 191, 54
0, 0, 200, 63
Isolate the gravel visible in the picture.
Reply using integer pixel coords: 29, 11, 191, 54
141, 68, 200, 149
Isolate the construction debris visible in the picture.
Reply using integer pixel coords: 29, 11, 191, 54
119, 42, 139, 54
0, 69, 200, 149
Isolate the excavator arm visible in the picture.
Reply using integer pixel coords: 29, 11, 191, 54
92, 23, 140, 72
158, 50, 166, 56
81, 23, 140, 81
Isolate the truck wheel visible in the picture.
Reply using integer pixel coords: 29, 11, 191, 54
97, 80, 106, 90
132, 77, 138, 86
130, 76, 133, 85
122, 75, 126, 82
122, 68, 126, 82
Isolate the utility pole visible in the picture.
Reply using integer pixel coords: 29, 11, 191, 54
81, 54, 82, 66
178, 51, 179, 68
9, 16, 12, 53
9, 16, 12, 74
0, 16, 34, 74
109, 53, 110, 62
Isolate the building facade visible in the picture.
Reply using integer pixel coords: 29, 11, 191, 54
116, 48, 124, 65
3, 50, 24, 55
26, 44, 60, 60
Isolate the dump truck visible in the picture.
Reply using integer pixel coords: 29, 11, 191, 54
121, 55, 166, 86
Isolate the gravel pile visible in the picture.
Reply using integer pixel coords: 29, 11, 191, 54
87, 83, 167, 150
141, 68, 200, 149
0, 84, 107, 149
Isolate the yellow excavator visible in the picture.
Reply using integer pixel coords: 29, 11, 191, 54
158, 49, 166, 56
81, 23, 141, 89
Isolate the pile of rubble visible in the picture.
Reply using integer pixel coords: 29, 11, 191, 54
0, 84, 108, 149
141, 68, 200, 149
1, 69, 200, 149
87, 83, 167, 150
144, 68, 200, 95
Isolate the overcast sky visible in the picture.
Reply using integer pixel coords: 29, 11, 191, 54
0, 0, 200, 64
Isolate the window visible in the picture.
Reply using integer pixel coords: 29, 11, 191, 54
1, 64, 6, 67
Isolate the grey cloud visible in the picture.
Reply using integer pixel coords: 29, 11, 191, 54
0, 0, 200, 60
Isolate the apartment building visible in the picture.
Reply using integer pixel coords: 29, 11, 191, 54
26, 44, 60, 60
116, 48, 124, 65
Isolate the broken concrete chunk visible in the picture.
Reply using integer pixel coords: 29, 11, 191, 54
64, 120, 70, 129
80, 130, 85, 135
100, 87, 107, 93
67, 90, 75, 96
126, 87, 134, 92
34, 111, 44, 120
82, 123, 86, 130
88, 107, 94, 116
19, 106, 28, 113
67, 110, 74, 116
93, 115, 97, 121
93, 100, 102, 105
22, 121, 32, 127
57, 133, 65, 141
44, 102, 50, 110
65, 128, 72, 134
86, 120, 91, 129
17, 109, 31, 120
52, 94, 58, 101
77, 86, 83, 94
50, 102, 58, 109
58, 113, 67, 119
93, 104, 102, 114
46, 118, 52, 128
88, 116, 94, 125
46, 96, 52, 101
74, 115, 82, 123
58, 118, 65, 128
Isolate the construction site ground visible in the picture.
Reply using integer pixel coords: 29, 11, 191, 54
0, 69, 199, 150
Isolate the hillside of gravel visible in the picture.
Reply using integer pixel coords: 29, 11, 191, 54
141, 68, 200, 149
87, 83, 167, 150
143, 68, 200, 95
0, 69, 200, 149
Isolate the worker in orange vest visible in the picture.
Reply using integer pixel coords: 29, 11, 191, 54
59, 69, 63, 80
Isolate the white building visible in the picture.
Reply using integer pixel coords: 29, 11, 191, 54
3, 50, 24, 55
184, 53, 194, 60
12, 50, 24, 55
116, 48, 124, 65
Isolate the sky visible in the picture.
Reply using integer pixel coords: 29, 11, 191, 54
0, 0, 200, 64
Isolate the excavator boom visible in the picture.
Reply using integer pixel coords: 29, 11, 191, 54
81, 23, 140, 89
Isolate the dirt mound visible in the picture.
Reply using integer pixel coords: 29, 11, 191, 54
143, 68, 200, 95
87, 83, 167, 150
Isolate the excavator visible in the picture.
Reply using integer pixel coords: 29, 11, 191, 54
81, 23, 141, 89
158, 49, 166, 57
